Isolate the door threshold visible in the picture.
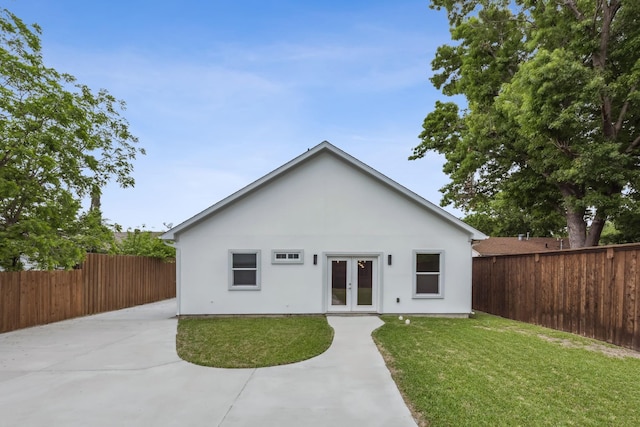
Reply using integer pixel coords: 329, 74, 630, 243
326, 312, 379, 316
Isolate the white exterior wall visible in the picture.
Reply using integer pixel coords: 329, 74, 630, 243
175, 152, 473, 315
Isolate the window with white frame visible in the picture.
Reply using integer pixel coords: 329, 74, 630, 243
229, 250, 261, 290
272, 250, 304, 264
413, 251, 443, 298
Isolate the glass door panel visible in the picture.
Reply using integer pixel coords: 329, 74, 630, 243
331, 260, 348, 306
356, 260, 373, 306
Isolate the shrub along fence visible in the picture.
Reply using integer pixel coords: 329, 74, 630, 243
473, 243, 640, 352
0, 253, 176, 333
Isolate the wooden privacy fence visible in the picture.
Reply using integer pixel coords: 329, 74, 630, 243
473, 243, 640, 352
0, 253, 176, 333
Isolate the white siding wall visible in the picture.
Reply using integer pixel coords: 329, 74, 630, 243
176, 152, 473, 315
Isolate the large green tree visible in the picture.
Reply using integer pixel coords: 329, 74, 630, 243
0, 9, 143, 270
412, 0, 640, 247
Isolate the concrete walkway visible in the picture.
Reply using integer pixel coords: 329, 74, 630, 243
0, 300, 416, 427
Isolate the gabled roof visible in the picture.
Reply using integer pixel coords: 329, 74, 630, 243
161, 141, 488, 241
472, 237, 569, 256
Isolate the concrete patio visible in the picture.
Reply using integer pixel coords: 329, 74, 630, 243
0, 299, 416, 426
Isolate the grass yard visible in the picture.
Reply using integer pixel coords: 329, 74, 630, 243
373, 313, 640, 427
176, 316, 333, 368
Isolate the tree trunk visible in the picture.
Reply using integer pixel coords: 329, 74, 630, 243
559, 184, 587, 248
565, 209, 587, 248
586, 215, 606, 247
90, 185, 101, 213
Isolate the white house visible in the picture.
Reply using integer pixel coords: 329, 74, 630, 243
161, 142, 487, 316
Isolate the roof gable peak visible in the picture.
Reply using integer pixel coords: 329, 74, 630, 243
162, 141, 487, 241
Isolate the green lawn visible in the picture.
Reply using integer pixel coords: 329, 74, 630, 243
373, 313, 640, 427
176, 316, 333, 368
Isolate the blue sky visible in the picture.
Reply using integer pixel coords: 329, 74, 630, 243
6, 0, 460, 230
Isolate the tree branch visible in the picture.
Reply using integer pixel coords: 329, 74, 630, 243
0, 150, 11, 168
610, 0, 621, 13
626, 135, 640, 154
563, 0, 584, 20
615, 84, 637, 136
551, 138, 576, 158
592, 0, 603, 33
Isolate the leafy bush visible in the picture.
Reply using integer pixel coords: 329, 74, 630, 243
116, 229, 175, 260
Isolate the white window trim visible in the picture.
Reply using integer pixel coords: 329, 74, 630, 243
271, 250, 304, 264
229, 250, 261, 291
412, 250, 444, 299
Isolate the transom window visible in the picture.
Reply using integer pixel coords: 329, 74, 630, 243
229, 250, 261, 290
272, 250, 304, 264
413, 251, 443, 298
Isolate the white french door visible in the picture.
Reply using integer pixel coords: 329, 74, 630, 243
327, 256, 377, 312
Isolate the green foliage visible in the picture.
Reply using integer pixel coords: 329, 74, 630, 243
600, 221, 622, 245
0, 9, 143, 270
116, 229, 175, 260
413, 0, 640, 248
600, 197, 640, 244
374, 313, 640, 426
463, 191, 565, 237
176, 316, 334, 368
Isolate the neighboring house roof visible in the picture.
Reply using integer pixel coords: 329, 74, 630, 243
472, 236, 569, 256
162, 141, 488, 241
